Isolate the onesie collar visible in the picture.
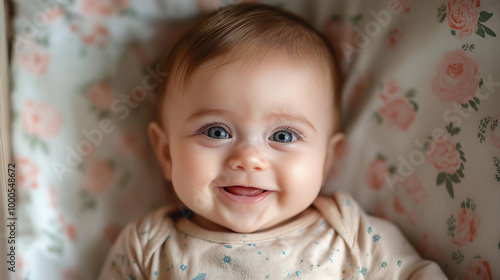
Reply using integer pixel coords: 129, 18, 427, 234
176, 206, 321, 244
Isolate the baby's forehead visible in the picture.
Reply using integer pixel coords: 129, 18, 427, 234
173, 55, 335, 114
184, 52, 334, 94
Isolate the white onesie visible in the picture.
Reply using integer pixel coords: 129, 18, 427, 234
98, 191, 447, 279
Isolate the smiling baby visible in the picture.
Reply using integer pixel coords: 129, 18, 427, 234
98, 3, 447, 279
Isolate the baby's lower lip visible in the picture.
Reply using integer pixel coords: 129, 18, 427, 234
223, 186, 266, 196
218, 187, 272, 205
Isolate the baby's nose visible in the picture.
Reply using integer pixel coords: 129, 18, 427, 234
228, 146, 270, 171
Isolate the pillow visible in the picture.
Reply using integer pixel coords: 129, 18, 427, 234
10, 0, 499, 279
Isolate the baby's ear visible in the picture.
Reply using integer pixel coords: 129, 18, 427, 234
322, 132, 345, 183
148, 122, 173, 181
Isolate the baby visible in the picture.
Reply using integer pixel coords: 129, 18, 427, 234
99, 3, 447, 279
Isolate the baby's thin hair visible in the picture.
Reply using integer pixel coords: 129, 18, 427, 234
157, 3, 341, 132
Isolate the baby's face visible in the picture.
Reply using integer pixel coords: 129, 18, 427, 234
151, 55, 342, 233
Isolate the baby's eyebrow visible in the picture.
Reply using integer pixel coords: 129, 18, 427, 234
186, 108, 232, 122
265, 112, 317, 133
187, 108, 316, 132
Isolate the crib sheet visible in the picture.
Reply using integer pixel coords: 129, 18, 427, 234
8, 0, 500, 279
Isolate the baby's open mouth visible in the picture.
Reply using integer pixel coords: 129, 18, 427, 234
223, 186, 268, 197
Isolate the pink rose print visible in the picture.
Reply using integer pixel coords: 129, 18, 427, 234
375, 79, 417, 131
388, 29, 402, 48
365, 159, 389, 190
427, 138, 460, 174
81, 24, 110, 48
379, 78, 401, 101
464, 259, 492, 280
58, 215, 76, 241
378, 98, 415, 131
452, 207, 480, 246
490, 114, 500, 149
17, 157, 40, 189
417, 232, 441, 260
66, 225, 76, 241
82, 158, 115, 194
447, 0, 480, 38
79, 0, 129, 16
431, 50, 480, 103
103, 223, 122, 244
401, 1, 413, 13
393, 197, 406, 214
88, 82, 115, 109
22, 100, 63, 140
18, 44, 51, 76
121, 189, 147, 219
403, 174, 429, 204
438, 0, 495, 38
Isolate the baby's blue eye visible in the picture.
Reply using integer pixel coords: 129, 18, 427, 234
270, 130, 298, 143
204, 126, 231, 139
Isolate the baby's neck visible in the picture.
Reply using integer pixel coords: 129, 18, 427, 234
190, 214, 233, 232
190, 211, 307, 234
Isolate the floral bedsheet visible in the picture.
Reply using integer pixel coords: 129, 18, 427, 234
10, 0, 499, 279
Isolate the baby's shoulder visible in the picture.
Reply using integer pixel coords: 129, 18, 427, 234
312, 191, 365, 247
119, 204, 182, 251
313, 191, 361, 220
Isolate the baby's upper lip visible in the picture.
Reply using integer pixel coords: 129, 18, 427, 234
223, 185, 272, 191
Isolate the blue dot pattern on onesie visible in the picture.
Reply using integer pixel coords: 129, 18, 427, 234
359, 267, 367, 276
192, 273, 206, 280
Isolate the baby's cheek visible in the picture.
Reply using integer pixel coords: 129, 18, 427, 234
174, 146, 209, 182
280, 153, 323, 196
171, 147, 217, 211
